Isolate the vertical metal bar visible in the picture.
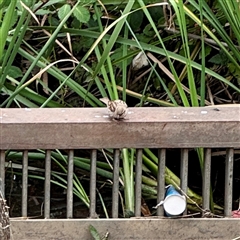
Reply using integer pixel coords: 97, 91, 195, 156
22, 150, 28, 217
180, 149, 188, 215
135, 149, 142, 217
224, 148, 234, 217
67, 150, 74, 218
157, 149, 166, 216
90, 149, 97, 218
202, 148, 211, 211
112, 149, 120, 218
0, 150, 5, 198
44, 150, 51, 219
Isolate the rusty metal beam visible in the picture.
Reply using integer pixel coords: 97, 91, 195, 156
202, 148, 211, 211
134, 149, 142, 217
112, 149, 120, 218
89, 150, 97, 218
67, 150, 74, 218
0, 150, 5, 197
224, 148, 234, 217
0, 107, 240, 149
157, 149, 166, 216
44, 150, 51, 219
10, 219, 240, 240
22, 150, 28, 217
180, 149, 188, 215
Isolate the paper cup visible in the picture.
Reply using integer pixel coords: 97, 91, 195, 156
163, 185, 186, 216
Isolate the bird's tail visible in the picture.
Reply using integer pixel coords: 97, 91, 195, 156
99, 97, 110, 105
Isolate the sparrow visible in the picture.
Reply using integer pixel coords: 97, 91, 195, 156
100, 97, 128, 120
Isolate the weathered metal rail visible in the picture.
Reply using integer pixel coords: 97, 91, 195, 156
0, 106, 240, 239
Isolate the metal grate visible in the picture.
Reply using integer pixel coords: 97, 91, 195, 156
0, 148, 236, 218
0, 107, 239, 219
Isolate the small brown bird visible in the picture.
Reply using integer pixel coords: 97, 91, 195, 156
100, 97, 128, 120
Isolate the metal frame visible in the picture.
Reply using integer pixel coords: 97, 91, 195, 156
0, 107, 240, 239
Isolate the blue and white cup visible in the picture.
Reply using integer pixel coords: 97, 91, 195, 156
163, 185, 186, 216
